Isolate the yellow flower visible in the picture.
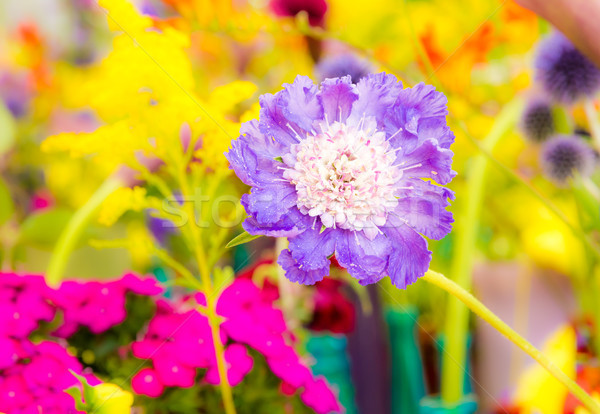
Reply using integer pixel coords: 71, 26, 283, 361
575, 392, 600, 414
98, 187, 148, 227
126, 221, 155, 270
89, 383, 134, 414
99, 0, 153, 34
520, 202, 586, 277
514, 325, 576, 414
43, 0, 255, 178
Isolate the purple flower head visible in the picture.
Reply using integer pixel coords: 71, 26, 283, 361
316, 53, 373, 84
521, 97, 555, 143
535, 31, 600, 104
540, 135, 595, 186
226, 74, 456, 289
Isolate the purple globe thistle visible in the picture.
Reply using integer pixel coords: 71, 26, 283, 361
226, 74, 455, 289
315, 53, 373, 84
521, 98, 555, 143
535, 32, 600, 104
540, 135, 595, 185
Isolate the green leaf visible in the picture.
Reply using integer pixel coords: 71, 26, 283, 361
18, 208, 74, 249
573, 176, 600, 232
65, 386, 86, 411
225, 231, 262, 248
0, 101, 15, 155
0, 177, 14, 226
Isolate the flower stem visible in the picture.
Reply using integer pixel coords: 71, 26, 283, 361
177, 171, 236, 414
423, 270, 600, 414
46, 176, 122, 287
584, 99, 600, 151
440, 98, 523, 404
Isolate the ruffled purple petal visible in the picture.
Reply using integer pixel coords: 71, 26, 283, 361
241, 193, 310, 238
382, 219, 431, 289
259, 76, 323, 146
242, 213, 304, 238
395, 82, 448, 119
278, 249, 329, 285
394, 178, 454, 240
417, 117, 455, 150
384, 83, 452, 153
226, 120, 284, 187
317, 76, 358, 123
289, 227, 337, 271
334, 230, 389, 284
245, 183, 298, 225
397, 139, 456, 185
348, 73, 403, 127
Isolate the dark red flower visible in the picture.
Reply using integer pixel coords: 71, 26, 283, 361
309, 279, 355, 334
270, 0, 328, 27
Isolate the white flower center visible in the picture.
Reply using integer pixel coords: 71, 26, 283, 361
284, 121, 399, 237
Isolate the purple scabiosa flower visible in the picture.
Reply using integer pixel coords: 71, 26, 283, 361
535, 31, 600, 104
226, 74, 456, 289
540, 135, 595, 186
315, 53, 373, 84
521, 98, 555, 143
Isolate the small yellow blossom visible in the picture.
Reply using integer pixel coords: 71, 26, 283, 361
89, 383, 134, 414
98, 187, 148, 227
514, 325, 577, 414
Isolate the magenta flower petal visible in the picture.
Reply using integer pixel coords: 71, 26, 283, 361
205, 344, 254, 386
132, 368, 165, 398
0, 376, 32, 410
0, 338, 18, 369
154, 356, 197, 388
267, 348, 312, 389
301, 377, 342, 414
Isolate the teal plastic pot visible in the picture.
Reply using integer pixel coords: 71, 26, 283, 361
385, 307, 426, 414
152, 266, 172, 298
306, 333, 358, 414
419, 394, 478, 414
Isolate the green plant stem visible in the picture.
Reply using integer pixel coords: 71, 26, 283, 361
584, 99, 600, 152
152, 247, 200, 289
441, 98, 523, 404
46, 176, 122, 287
424, 270, 600, 414
177, 171, 236, 414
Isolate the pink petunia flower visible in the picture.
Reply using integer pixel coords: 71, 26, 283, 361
132, 368, 165, 398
